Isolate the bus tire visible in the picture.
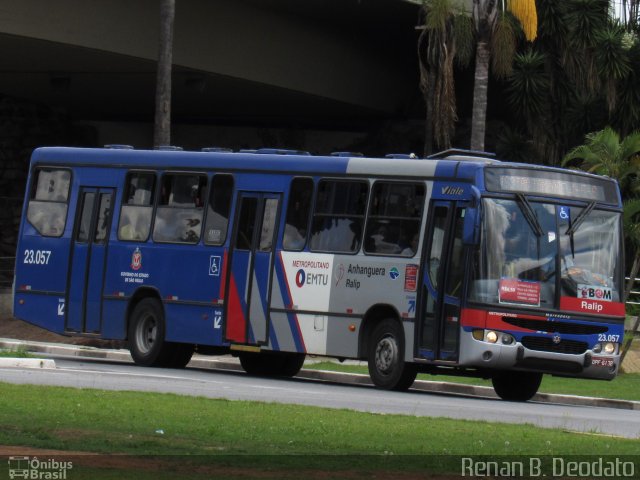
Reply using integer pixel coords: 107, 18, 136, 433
492, 371, 542, 401
128, 298, 172, 367
239, 352, 305, 377
367, 319, 417, 391
163, 343, 194, 369
280, 353, 306, 377
238, 352, 269, 375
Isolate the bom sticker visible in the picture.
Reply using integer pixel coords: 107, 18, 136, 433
578, 284, 612, 302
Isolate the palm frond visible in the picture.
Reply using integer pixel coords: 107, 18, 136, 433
536, 0, 568, 42
506, 49, 550, 120
453, 13, 475, 67
491, 14, 517, 78
620, 131, 640, 160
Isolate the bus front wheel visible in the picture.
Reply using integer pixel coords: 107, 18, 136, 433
367, 319, 417, 391
492, 371, 542, 401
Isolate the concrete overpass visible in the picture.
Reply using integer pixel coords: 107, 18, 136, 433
0, 0, 422, 150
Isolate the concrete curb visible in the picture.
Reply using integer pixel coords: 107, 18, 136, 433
0, 357, 55, 369
1, 338, 638, 411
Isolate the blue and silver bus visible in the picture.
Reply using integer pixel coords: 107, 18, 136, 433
13, 146, 625, 401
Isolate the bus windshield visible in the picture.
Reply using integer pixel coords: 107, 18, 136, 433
470, 198, 622, 308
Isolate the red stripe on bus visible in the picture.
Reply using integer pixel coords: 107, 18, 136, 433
278, 252, 306, 353
225, 274, 246, 342
219, 250, 228, 300
560, 297, 625, 317
461, 308, 547, 332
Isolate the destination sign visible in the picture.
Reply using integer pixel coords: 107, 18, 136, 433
485, 167, 619, 204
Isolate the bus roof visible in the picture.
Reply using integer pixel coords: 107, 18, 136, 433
30, 146, 621, 205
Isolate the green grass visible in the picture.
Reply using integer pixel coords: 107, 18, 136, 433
0, 382, 638, 456
1, 382, 638, 478
0, 346, 32, 358
305, 362, 640, 401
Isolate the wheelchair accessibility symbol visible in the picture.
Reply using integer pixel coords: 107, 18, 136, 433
209, 255, 221, 276
559, 206, 570, 221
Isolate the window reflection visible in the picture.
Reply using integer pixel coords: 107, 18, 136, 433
309, 180, 368, 253
27, 169, 70, 237
153, 174, 207, 244
471, 198, 621, 308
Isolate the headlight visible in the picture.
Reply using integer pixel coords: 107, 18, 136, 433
501, 334, 514, 345
472, 329, 484, 341
593, 342, 617, 354
486, 331, 498, 343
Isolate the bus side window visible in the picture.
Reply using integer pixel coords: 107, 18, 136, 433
364, 182, 425, 256
118, 172, 156, 242
283, 178, 313, 251
309, 180, 368, 253
153, 173, 207, 244
26, 169, 71, 237
204, 174, 234, 246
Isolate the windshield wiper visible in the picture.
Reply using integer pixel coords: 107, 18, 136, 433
516, 194, 544, 237
565, 201, 596, 237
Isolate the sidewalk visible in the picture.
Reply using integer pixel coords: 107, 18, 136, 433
1, 337, 638, 411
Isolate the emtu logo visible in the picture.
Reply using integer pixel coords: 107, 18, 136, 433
295, 269, 306, 288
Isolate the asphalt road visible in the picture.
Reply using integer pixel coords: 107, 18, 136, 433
1, 355, 639, 439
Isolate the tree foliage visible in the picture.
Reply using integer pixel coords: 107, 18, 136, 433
418, 0, 472, 153
562, 127, 640, 294
504, 0, 640, 165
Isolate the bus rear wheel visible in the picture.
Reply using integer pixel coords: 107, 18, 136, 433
367, 319, 417, 391
128, 298, 193, 368
239, 352, 305, 377
492, 371, 542, 401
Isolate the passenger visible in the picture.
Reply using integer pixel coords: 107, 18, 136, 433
401, 233, 419, 256
119, 210, 144, 241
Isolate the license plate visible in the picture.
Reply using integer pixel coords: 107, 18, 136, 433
591, 357, 614, 367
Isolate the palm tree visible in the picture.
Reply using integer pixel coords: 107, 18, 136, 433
504, 0, 638, 165
154, 0, 176, 148
470, 0, 538, 151
419, 0, 536, 154
562, 127, 640, 192
418, 0, 473, 155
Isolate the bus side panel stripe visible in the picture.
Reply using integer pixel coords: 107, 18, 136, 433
288, 311, 306, 353
276, 252, 306, 353
268, 319, 281, 350
219, 250, 228, 301
226, 274, 246, 342
268, 269, 294, 351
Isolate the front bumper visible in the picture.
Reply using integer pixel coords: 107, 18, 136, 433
458, 331, 618, 379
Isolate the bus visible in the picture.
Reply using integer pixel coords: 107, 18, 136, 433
13, 146, 625, 401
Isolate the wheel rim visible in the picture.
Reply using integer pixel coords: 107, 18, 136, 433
375, 335, 398, 374
135, 312, 157, 355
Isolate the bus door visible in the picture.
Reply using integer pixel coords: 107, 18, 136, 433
66, 188, 114, 334
225, 192, 281, 345
417, 202, 466, 361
